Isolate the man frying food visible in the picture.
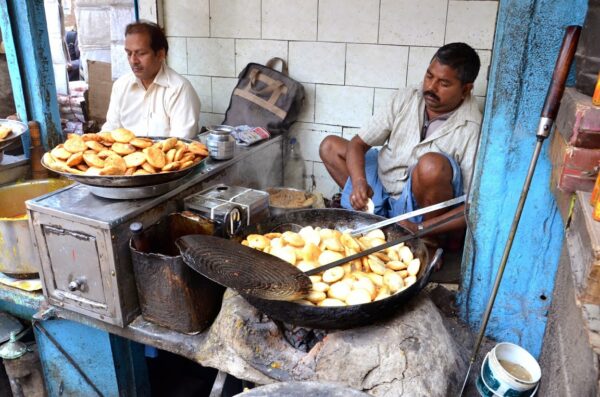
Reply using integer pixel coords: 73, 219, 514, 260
103, 21, 201, 139
319, 42, 481, 249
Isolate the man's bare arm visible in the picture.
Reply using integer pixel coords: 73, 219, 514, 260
346, 135, 372, 210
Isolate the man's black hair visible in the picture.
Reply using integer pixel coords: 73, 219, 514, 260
125, 20, 169, 55
432, 43, 480, 85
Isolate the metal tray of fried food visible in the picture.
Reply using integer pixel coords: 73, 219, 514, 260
41, 136, 207, 188
0, 119, 28, 152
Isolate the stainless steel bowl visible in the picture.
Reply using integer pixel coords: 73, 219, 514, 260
40, 137, 206, 188
0, 179, 73, 277
0, 119, 28, 152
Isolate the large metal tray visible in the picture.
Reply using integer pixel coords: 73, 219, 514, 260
0, 119, 28, 152
40, 136, 206, 188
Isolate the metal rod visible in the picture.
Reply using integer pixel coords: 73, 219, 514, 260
349, 194, 466, 237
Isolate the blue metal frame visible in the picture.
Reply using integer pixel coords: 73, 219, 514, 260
34, 319, 146, 396
459, 0, 587, 357
0, 0, 63, 151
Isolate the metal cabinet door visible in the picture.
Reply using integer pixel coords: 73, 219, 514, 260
32, 214, 116, 321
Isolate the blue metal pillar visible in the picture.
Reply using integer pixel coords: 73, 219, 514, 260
459, 0, 587, 356
0, 0, 63, 151
34, 319, 149, 397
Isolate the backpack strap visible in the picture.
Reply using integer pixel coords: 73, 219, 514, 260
265, 57, 288, 76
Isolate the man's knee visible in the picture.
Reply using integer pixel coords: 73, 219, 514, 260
319, 135, 345, 162
413, 152, 453, 187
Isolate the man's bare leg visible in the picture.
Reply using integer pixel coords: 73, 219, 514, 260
411, 152, 454, 221
410, 152, 465, 252
319, 136, 351, 188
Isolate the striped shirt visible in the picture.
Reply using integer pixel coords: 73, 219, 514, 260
358, 84, 482, 198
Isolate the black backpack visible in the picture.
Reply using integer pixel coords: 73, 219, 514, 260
223, 57, 304, 135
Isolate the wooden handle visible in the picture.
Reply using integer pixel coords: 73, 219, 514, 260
541, 25, 581, 120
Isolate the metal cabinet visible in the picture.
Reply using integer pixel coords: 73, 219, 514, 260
29, 209, 141, 326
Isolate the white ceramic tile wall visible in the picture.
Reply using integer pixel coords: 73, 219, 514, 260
199, 112, 226, 129
185, 75, 212, 112
289, 122, 342, 162
315, 85, 374, 127
163, 0, 499, 198
474, 50, 492, 96
342, 127, 360, 140
313, 162, 342, 198
262, 0, 318, 41
446, 1, 498, 50
288, 41, 346, 84
210, 0, 261, 39
318, 0, 379, 43
187, 38, 235, 77
211, 77, 239, 114
374, 88, 398, 113
298, 83, 316, 123
235, 40, 288, 76
380, 0, 448, 46
346, 44, 409, 88
407, 47, 438, 86
163, 0, 209, 37
166, 37, 187, 74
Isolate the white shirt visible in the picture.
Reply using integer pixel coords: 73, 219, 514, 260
359, 84, 482, 197
102, 63, 201, 139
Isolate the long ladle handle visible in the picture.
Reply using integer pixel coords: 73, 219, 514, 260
349, 195, 466, 237
304, 210, 465, 276
536, 25, 581, 139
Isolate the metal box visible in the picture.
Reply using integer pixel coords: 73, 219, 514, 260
184, 184, 269, 235
26, 184, 156, 326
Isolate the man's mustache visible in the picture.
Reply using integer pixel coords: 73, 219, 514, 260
424, 91, 440, 101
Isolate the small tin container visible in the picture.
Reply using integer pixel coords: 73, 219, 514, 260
206, 125, 235, 160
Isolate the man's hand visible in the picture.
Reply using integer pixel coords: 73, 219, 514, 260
350, 178, 373, 211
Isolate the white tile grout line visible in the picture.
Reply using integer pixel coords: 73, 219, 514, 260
444, 0, 450, 45
208, 0, 212, 38
316, 0, 320, 42
377, 0, 382, 45
259, 0, 263, 40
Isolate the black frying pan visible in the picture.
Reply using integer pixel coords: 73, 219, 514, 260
233, 209, 441, 329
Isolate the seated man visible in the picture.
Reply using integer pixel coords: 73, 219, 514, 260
319, 42, 481, 242
103, 21, 201, 139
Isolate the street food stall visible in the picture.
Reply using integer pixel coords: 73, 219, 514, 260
0, 124, 468, 396
0, 0, 596, 396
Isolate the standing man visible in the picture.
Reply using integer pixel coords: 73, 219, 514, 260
319, 42, 481, 241
103, 21, 201, 139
